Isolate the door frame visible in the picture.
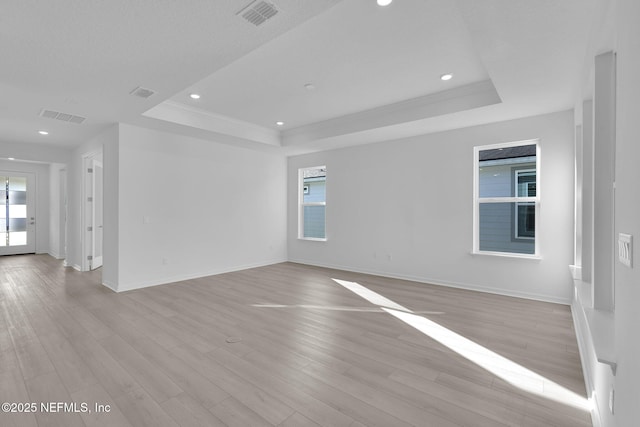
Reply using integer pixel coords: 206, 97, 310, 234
0, 171, 36, 256
91, 159, 103, 270
81, 150, 103, 271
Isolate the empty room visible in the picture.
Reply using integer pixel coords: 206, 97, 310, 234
0, 0, 638, 426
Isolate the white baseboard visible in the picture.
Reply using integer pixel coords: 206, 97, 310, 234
571, 299, 601, 427
115, 258, 288, 293
101, 280, 118, 292
48, 251, 66, 260
288, 258, 571, 305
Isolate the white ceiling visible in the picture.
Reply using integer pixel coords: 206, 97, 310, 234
1, 0, 597, 156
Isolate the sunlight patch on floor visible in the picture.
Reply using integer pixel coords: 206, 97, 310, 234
332, 278, 591, 412
331, 279, 411, 311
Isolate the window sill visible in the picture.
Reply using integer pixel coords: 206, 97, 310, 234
584, 306, 616, 374
471, 250, 541, 260
298, 237, 327, 242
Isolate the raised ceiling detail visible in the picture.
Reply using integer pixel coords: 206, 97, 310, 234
0, 0, 596, 151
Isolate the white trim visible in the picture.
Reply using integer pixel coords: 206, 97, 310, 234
515, 168, 536, 240
48, 251, 65, 260
571, 297, 602, 427
101, 280, 118, 292
478, 196, 537, 203
90, 159, 103, 270
287, 258, 570, 305
471, 251, 542, 260
281, 80, 501, 146
114, 258, 287, 293
143, 100, 281, 147
80, 149, 102, 272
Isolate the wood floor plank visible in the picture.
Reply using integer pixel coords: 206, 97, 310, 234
114, 387, 179, 427
169, 344, 296, 425
208, 346, 355, 427
63, 305, 114, 341
13, 339, 56, 381
0, 255, 592, 427
237, 344, 414, 427
161, 393, 227, 427
37, 332, 99, 394
66, 332, 141, 400
70, 383, 133, 427
280, 412, 322, 427
24, 371, 85, 427
0, 368, 38, 427
209, 396, 272, 427
92, 306, 230, 408
97, 333, 183, 403
302, 359, 460, 427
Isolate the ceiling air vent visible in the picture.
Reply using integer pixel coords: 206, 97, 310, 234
237, 1, 278, 26
129, 86, 156, 99
39, 109, 86, 124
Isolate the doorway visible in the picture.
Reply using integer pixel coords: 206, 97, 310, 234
91, 159, 103, 269
82, 151, 103, 271
0, 172, 36, 256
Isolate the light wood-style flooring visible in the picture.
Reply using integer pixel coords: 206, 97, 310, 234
0, 255, 590, 426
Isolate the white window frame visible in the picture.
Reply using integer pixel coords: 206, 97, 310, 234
298, 166, 327, 241
514, 169, 536, 240
473, 140, 540, 258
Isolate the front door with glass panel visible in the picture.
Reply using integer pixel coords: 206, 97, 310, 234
0, 173, 36, 255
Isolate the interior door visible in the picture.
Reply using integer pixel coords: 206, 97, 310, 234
91, 160, 103, 270
0, 173, 36, 256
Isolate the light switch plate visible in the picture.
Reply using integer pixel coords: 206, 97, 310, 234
618, 233, 632, 267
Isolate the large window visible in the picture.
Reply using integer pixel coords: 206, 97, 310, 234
474, 141, 539, 256
299, 166, 326, 240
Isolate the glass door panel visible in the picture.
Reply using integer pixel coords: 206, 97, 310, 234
8, 177, 28, 246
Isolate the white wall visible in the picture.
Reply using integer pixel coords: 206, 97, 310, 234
115, 124, 287, 291
611, 0, 640, 424
0, 141, 70, 164
288, 110, 575, 303
67, 125, 119, 288
48, 163, 66, 259
570, 1, 640, 425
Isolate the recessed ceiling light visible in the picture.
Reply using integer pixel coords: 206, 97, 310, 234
377, 0, 393, 6
276, 121, 284, 126
189, 93, 201, 100
440, 73, 453, 81
38, 130, 49, 135
304, 83, 316, 90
